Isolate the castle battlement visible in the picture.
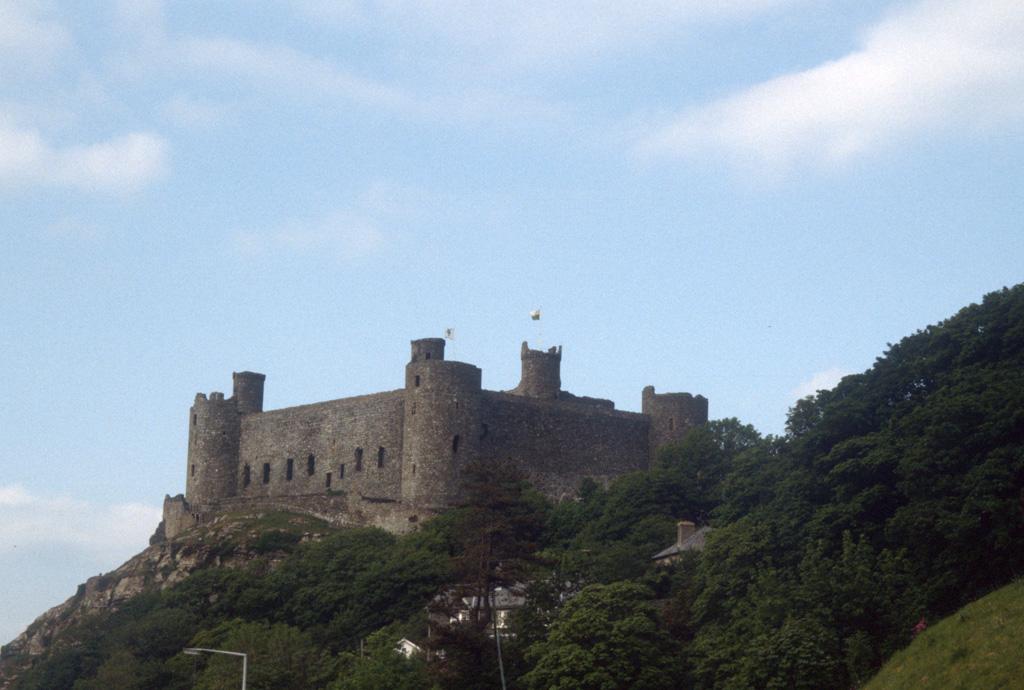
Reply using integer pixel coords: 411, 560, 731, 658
162, 338, 708, 539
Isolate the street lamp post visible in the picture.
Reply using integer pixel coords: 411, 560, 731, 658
183, 647, 248, 689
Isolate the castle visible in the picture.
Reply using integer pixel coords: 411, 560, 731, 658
161, 338, 708, 539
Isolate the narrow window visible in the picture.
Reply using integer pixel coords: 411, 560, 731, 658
669, 417, 675, 431
452, 434, 460, 454
325, 472, 332, 488
262, 463, 270, 484
412, 463, 416, 475
243, 464, 251, 487
192, 413, 197, 426
414, 375, 421, 387
425, 352, 431, 360
286, 457, 294, 481
191, 464, 196, 477
411, 402, 417, 415
307, 454, 316, 475
479, 423, 489, 440
355, 447, 363, 471
377, 447, 385, 468
339, 463, 345, 479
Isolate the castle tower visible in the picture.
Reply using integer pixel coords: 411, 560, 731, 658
232, 371, 266, 415
642, 386, 709, 458
410, 337, 445, 362
185, 391, 242, 506
401, 339, 482, 508
512, 341, 562, 399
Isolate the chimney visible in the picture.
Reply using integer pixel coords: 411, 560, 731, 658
677, 521, 696, 546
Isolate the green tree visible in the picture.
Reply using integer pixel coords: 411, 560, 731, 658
656, 418, 763, 519
429, 458, 547, 689
330, 627, 434, 690
191, 620, 337, 690
523, 582, 681, 690
72, 650, 151, 690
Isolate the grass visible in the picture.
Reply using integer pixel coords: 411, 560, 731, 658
185, 511, 335, 553
239, 510, 331, 533
863, 579, 1024, 690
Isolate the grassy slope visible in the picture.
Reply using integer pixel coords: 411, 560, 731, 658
864, 579, 1024, 690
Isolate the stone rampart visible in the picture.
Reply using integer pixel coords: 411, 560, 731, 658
478, 392, 649, 499
237, 390, 405, 502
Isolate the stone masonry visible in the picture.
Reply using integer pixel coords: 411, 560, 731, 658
162, 339, 708, 538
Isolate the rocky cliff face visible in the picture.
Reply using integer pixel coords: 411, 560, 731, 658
0, 512, 327, 689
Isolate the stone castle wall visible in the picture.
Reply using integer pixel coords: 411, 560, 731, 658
164, 338, 709, 540
478, 393, 649, 499
236, 390, 405, 502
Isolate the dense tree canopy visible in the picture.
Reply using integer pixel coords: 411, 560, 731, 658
523, 582, 680, 690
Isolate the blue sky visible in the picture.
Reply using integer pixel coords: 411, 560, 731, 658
1, 0, 1022, 644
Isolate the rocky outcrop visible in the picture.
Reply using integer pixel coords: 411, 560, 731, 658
0, 511, 328, 688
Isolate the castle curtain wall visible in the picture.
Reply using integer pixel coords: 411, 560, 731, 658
476, 393, 650, 499
237, 390, 405, 501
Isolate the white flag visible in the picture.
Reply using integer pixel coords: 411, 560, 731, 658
529, 309, 541, 321
444, 328, 455, 339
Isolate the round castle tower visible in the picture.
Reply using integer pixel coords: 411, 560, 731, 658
513, 341, 562, 399
642, 385, 709, 457
185, 372, 265, 506
232, 371, 266, 415
401, 338, 483, 509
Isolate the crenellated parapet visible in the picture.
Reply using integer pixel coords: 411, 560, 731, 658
511, 341, 562, 399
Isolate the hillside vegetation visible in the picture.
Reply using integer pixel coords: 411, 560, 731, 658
2, 284, 1023, 689
864, 579, 1024, 690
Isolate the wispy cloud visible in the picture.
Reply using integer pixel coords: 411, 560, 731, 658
638, 0, 1024, 174
234, 181, 437, 261
0, 120, 167, 192
0, 0, 70, 72
0, 484, 160, 562
288, 0, 800, 69
160, 93, 229, 128
179, 37, 413, 112
791, 367, 850, 400
175, 35, 568, 125
236, 211, 386, 260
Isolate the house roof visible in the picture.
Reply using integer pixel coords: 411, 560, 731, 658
652, 526, 713, 560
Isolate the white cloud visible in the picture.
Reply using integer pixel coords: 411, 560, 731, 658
236, 210, 386, 261
0, 122, 167, 192
0, 484, 161, 562
638, 0, 1024, 173
0, 0, 70, 70
179, 37, 412, 112
160, 94, 229, 128
174, 34, 574, 126
288, 0, 799, 69
791, 367, 850, 400
0, 485, 33, 506
234, 181, 438, 261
